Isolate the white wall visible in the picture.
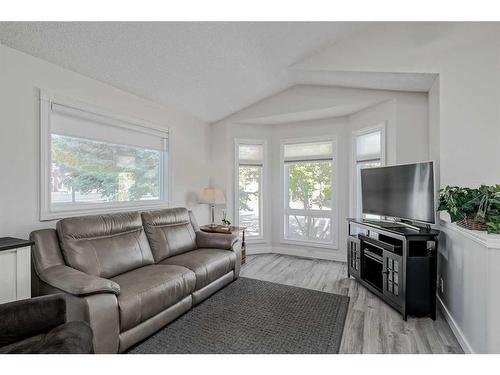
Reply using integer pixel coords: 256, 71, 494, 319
0, 44, 211, 238
348, 92, 429, 165
211, 86, 429, 261
293, 22, 500, 187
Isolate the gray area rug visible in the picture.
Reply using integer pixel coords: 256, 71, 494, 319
128, 277, 349, 354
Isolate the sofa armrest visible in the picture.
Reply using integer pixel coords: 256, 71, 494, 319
195, 230, 238, 250
39, 265, 120, 296
196, 231, 242, 277
0, 294, 66, 348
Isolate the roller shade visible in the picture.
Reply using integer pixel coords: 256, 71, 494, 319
355, 131, 381, 161
50, 102, 168, 152
238, 143, 263, 165
284, 140, 333, 162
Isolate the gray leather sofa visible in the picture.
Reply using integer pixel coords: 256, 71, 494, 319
30, 208, 240, 353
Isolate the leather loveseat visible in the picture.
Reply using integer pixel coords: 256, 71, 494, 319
30, 208, 240, 353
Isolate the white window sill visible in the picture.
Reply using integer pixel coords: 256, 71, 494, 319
280, 239, 338, 250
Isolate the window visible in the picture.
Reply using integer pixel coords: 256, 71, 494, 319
235, 140, 265, 238
353, 125, 385, 219
282, 138, 336, 246
40, 92, 169, 220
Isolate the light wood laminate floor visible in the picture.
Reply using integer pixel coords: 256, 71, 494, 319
240, 253, 463, 354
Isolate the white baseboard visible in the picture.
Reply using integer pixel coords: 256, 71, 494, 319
273, 246, 346, 262
437, 295, 474, 354
246, 245, 273, 255
246, 244, 346, 262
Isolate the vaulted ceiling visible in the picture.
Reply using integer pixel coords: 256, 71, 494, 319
0, 22, 435, 123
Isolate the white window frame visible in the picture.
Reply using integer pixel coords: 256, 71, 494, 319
351, 123, 386, 219
280, 136, 338, 249
234, 138, 267, 242
39, 90, 170, 221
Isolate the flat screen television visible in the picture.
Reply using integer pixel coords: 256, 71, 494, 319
361, 161, 435, 224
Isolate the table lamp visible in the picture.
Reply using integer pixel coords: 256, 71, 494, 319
200, 188, 226, 227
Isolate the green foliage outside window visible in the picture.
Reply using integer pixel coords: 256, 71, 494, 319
238, 166, 261, 212
51, 135, 161, 202
287, 161, 332, 210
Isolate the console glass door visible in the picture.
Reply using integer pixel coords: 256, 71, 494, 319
382, 250, 404, 305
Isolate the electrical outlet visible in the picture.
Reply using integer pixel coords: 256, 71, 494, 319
439, 277, 444, 294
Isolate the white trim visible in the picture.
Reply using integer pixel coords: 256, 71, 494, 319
246, 245, 273, 255
280, 135, 338, 249
273, 246, 346, 262
244, 245, 346, 262
39, 90, 170, 221
234, 138, 267, 242
440, 217, 500, 249
437, 295, 474, 353
279, 239, 338, 250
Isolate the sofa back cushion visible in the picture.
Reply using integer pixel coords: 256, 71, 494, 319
141, 208, 198, 262
57, 212, 154, 278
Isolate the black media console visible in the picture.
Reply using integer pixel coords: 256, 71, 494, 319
347, 218, 439, 321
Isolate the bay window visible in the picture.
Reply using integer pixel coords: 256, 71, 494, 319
282, 138, 337, 247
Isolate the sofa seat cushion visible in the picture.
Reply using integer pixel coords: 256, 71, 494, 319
159, 249, 236, 291
111, 265, 196, 332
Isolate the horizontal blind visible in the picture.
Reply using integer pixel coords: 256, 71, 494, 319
50, 103, 168, 152
284, 140, 333, 162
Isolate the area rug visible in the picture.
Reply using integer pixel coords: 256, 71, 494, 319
128, 277, 349, 354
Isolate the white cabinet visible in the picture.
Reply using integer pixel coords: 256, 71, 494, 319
0, 238, 32, 304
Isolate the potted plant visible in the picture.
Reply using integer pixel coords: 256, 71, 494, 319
438, 185, 500, 233
221, 210, 231, 230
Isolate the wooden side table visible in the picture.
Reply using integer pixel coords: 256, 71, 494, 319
200, 225, 247, 264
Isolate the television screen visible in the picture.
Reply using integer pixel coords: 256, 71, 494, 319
361, 161, 435, 224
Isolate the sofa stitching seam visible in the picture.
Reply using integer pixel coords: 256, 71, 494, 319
64, 228, 143, 241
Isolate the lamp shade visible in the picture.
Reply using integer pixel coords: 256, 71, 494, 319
200, 188, 226, 204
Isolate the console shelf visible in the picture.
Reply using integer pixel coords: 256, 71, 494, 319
347, 218, 439, 321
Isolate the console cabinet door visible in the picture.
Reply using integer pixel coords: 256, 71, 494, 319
347, 236, 361, 278
382, 250, 404, 306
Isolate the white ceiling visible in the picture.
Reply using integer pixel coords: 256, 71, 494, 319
0, 22, 368, 123
229, 85, 410, 125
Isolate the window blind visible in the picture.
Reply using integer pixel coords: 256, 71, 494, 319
238, 143, 263, 165
355, 131, 381, 161
50, 102, 168, 152
283, 141, 333, 162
